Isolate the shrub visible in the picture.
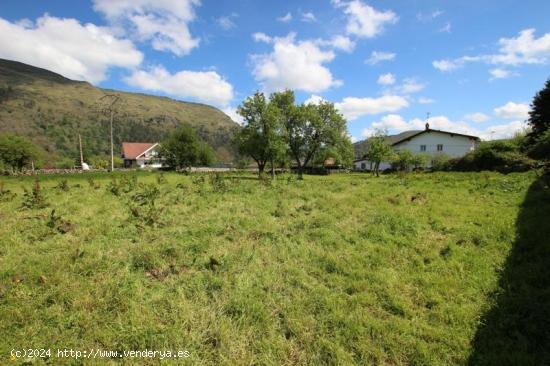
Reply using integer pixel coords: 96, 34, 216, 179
209, 173, 228, 192
46, 209, 73, 234
0, 181, 15, 201
430, 153, 450, 171
128, 183, 164, 227
87, 177, 101, 189
391, 150, 414, 171
22, 180, 48, 209
447, 139, 537, 173
56, 179, 70, 192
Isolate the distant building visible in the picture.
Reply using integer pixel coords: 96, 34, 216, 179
121, 142, 163, 168
353, 124, 480, 170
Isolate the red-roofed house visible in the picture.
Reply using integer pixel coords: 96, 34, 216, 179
121, 142, 163, 168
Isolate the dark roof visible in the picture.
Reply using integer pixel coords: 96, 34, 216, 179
392, 129, 480, 145
122, 142, 157, 159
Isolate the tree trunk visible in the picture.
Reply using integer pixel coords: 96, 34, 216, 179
258, 162, 265, 178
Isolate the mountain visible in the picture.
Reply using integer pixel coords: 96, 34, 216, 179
0, 59, 239, 166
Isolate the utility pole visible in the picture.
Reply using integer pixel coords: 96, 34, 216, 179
96, 94, 121, 172
78, 133, 84, 168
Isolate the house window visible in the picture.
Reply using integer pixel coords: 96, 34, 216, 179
420, 145, 426, 152
437, 144, 443, 151
361, 163, 366, 170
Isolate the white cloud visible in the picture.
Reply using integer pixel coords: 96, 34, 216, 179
335, 95, 409, 120
416, 10, 444, 22
433, 29, 550, 73
252, 32, 272, 43
465, 112, 490, 123
0, 15, 142, 83
418, 97, 435, 104
490, 28, 550, 65
277, 12, 292, 22
480, 120, 527, 140
124, 66, 234, 107
250, 33, 341, 93
301, 12, 317, 22
438, 22, 451, 34
365, 51, 396, 65
493, 102, 530, 120
489, 68, 513, 80
316, 35, 356, 53
217, 13, 238, 30
222, 107, 244, 125
394, 78, 425, 94
377, 73, 396, 86
335, 0, 398, 38
432, 56, 480, 72
363, 114, 527, 141
304, 95, 326, 105
92, 0, 200, 56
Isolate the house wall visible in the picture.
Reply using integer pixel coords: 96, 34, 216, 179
353, 131, 478, 171
394, 131, 477, 158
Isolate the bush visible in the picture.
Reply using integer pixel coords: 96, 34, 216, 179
391, 150, 414, 171
430, 153, 450, 171
22, 180, 48, 209
0, 134, 43, 172
445, 139, 537, 173
528, 129, 550, 161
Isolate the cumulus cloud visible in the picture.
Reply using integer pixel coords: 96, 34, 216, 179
334, 0, 398, 38
301, 12, 317, 22
277, 12, 292, 22
494, 102, 530, 120
304, 95, 326, 105
489, 68, 517, 80
377, 73, 396, 86
93, 0, 200, 56
433, 28, 550, 73
364, 114, 527, 140
0, 15, 142, 83
250, 33, 341, 93
124, 66, 234, 107
393, 78, 425, 94
252, 32, 272, 43
335, 95, 409, 120
222, 107, 244, 125
465, 112, 490, 123
316, 35, 356, 53
365, 51, 396, 65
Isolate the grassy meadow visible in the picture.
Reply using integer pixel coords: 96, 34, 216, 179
0, 170, 548, 365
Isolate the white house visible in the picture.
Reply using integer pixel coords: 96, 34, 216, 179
121, 142, 163, 168
353, 124, 480, 170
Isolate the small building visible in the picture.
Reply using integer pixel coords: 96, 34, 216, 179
121, 142, 163, 168
353, 124, 480, 171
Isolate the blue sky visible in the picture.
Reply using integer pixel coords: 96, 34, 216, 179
1, 0, 549, 141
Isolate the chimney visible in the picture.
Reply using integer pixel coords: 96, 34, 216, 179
425, 122, 430, 130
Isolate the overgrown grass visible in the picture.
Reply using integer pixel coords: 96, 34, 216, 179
0, 170, 544, 365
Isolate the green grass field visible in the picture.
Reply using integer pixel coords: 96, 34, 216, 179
0, 171, 548, 365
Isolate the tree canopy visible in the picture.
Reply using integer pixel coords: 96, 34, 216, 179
365, 130, 394, 176
0, 134, 43, 171
527, 79, 550, 160
159, 125, 215, 170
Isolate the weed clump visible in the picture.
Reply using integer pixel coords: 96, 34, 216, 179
87, 177, 100, 189
156, 173, 167, 185
46, 209, 73, 234
0, 181, 16, 201
21, 180, 48, 209
56, 179, 70, 192
128, 183, 164, 227
209, 173, 227, 193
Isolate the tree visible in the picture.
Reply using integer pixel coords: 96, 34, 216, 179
365, 131, 393, 177
392, 149, 415, 171
236, 92, 286, 178
160, 125, 215, 170
271, 90, 352, 179
528, 79, 550, 139
0, 134, 43, 172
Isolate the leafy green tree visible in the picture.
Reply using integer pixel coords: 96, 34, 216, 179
392, 149, 415, 171
271, 90, 352, 179
528, 79, 550, 139
160, 125, 216, 170
365, 131, 393, 177
236, 92, 286, 178
0, 134, 42, 172
411, 153, 428, 170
